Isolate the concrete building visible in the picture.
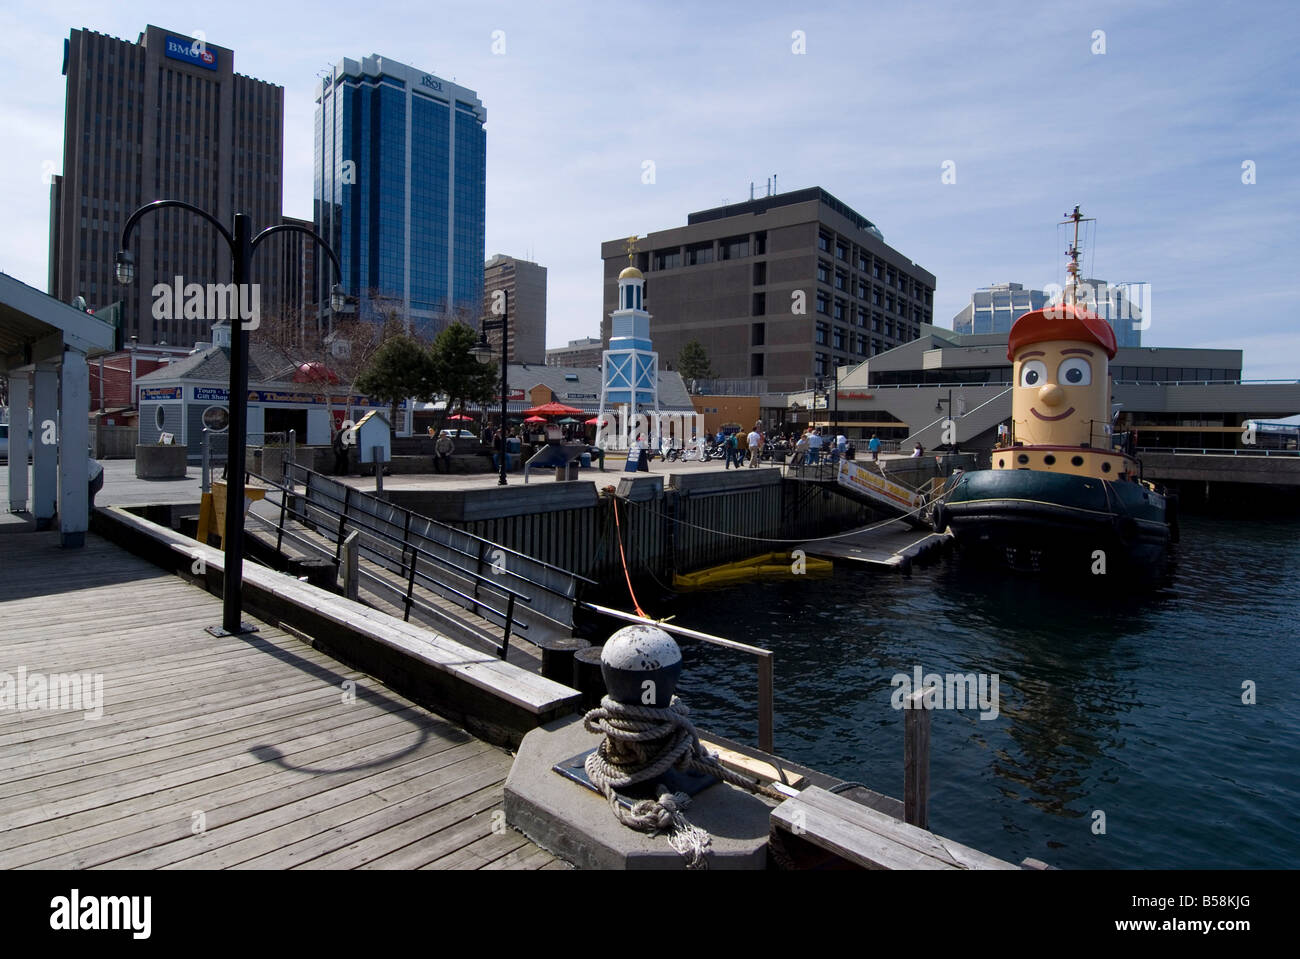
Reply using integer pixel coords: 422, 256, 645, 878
545, 337, 603, 368
49, 25, 285, 348
952, 280, 1144, 348
789, 324, 1299, 454
482, 254, 546, 364
314, 54, 486, 331
600, 187, 936, 394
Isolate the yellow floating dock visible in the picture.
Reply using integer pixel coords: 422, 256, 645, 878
673, 551, 832, 591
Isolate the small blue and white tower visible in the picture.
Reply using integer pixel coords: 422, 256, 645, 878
598, 245, 659, 443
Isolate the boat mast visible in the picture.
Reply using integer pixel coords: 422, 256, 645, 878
1059, 205, 1094, 306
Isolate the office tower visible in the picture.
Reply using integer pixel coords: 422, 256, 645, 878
600, 187, 936, 394
49, 25, 284, 346
546, 337, 604, 368
314, 54, 486, 332
483, 254, 546, 364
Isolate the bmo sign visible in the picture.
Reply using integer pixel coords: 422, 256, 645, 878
164, 35, 218, 71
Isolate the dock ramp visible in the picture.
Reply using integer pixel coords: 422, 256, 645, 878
788, 459, 930, 528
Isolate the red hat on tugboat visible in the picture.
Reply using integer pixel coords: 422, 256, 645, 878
1007, 301, 1117, 361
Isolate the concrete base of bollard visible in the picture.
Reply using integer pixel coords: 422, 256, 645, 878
504, 713, 774, 870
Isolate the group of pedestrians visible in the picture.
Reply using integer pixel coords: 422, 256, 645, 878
721, 421, 769, 469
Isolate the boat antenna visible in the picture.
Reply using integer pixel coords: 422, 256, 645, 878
1059, 205, 1094, 306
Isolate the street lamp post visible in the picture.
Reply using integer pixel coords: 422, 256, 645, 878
116, 200, 344, 636
472, 289, 509, 486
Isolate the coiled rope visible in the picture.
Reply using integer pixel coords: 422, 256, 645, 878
583, 694, 781, 869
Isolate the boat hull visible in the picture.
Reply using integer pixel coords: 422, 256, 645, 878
937, 468, 1172, 579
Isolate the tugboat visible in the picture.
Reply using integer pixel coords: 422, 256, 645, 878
933, 209, 1176, 579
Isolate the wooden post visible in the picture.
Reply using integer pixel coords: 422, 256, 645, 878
758, 652, 774, 754
904, 688, 931, 829
373, 446, 384, 493
340, 530, 360, 601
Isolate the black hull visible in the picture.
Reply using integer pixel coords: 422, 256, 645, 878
938, 469, 1173, 581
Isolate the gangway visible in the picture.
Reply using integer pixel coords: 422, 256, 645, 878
787, 458, 930, 528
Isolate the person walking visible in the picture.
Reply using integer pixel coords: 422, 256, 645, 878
795, 430, 811, 467
735, 428, 748, 468
869, 433, 881, 463
808, 428, 823, 465
747, 425, 762, 468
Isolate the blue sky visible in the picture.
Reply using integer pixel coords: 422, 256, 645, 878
2, 0, 1297, 376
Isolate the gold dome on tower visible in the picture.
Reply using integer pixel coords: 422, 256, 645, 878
619, 265, 643, 280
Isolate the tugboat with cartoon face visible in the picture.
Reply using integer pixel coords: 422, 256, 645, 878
934, 209, 1176, 578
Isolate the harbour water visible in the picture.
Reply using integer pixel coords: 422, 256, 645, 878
659, 514, 1300, 869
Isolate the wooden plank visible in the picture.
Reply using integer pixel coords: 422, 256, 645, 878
698, 738, 803, 787
772, 795, 953, 871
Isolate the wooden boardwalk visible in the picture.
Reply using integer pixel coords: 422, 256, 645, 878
0, 531, 567, 870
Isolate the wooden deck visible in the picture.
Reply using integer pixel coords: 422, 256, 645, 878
0, 531, 566, 870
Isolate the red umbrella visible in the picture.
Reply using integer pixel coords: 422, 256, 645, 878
447, 413, 473, 421
522, 401, 585, 416
523, 415, 547, 423
584, 417, 602, 425
292, 361, 340, 385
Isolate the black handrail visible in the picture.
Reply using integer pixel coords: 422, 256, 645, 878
288, 461, 598, 588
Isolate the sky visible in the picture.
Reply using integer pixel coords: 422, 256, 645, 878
1, 0, 1297, 377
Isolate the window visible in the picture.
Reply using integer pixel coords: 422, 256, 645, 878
687, 242, 713, 266
818, 233, 831, 252
833, 328, 845, 350
751, 353, 765, 376
816, 292, 830, 315
653, 248, 681, 270
833, 300, 845, 321
752, 293, 766, 316
857, 253, 868, 271
815, 353, 828, 376
753, 262, 766, 285
752, 322, 766, 346
817, 261, 831, 284
835, 271, 847, 291
857, 281, 867, 299
815, 323, 829, 345
753, 232, 767, 255
720, 236, 749, 260
835, 243, 847, 261
873, 263, 882, 279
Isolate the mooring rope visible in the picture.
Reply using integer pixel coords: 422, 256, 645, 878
583, 694, 781, 868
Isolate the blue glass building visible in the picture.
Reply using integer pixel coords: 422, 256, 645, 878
314, 55, 486, 330
952, 280, 1142, 347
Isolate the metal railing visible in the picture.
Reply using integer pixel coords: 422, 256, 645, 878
585, 601, 775, 754
257, 462, 594, 659
202, 428, 294, 494
1137, 446, 1300, 457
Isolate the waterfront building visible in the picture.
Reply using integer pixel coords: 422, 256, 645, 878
545, 336, 603, 369
49, 25, 285, 347
952, 280, 1143, 348
314, 54, 486, 332
483, 254, 546, 364
600, 187, 936, 394
789, 324, 1300, 452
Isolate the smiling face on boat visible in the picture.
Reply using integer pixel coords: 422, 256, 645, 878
1012, 339, 1109, 446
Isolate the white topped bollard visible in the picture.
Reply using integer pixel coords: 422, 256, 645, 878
599, 624, 682, 708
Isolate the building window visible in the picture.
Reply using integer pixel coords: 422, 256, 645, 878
857, 253, 868, 271
834, 271, 847, 291
817, 261, 831, 284
653, 248, 681, 270
753, 232, 767, 255
873, 263, 883, 279
753, 261, 766, 285
687, 242, 714, 265
835, 243, 847, 261
816, 292, 830, 315
752, 322, 766, 346
857, 281, 867, 299
752, 292, 766, 316
818, 233, 831, 252
833, 328, 845, 350
815, 353, 828, 376
815, 323, 829, 345
833, 300, 845, 321
720, 236, 749, 260
751, 353, 765, 376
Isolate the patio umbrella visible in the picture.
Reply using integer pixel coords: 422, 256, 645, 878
524, 415, 547, 423
557, 417, 580, 424
584, 417, 602, 425
447, 413, 473, 421
522, 401, 585, 416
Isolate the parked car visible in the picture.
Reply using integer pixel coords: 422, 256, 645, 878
439, 429, 477, 440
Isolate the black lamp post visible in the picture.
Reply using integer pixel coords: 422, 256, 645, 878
472, 289, 509, 486
117, 200, 344, 636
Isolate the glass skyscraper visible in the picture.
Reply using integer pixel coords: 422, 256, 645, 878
952, 280, 1142, 347
314, 55, 486, 331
